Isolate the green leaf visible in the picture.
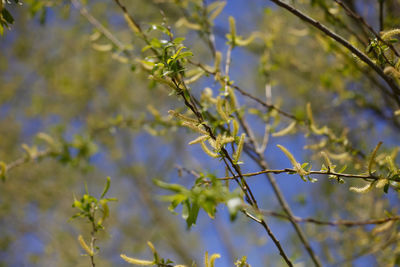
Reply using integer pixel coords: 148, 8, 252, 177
153, 179, 189, 193
383, 183, 389, 194
100, 176, 111, 198
2, 8, 14, 25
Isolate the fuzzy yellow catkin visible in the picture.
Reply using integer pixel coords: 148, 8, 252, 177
175, 17, 202, 30
232, 119, 239, 137
233, 133, 245, 163
368, 142, 383, 175
168, 110, 198, 123
384, 66, 400, 78
204, 251, 209, 267
214, 51, 222, 73
229, 16, 236, 40
208, 1, 226, 21
320, 151, 333, 170
188, 135, 209, 145
124, 13, 140, 33
381, 29, 400, 41
375, 178, 388, 188
37, 132, 56, 147
306, 102, 314, 125
277, 145, 308, 176
209, 253, 221, 267
21, 144, 33, 160
78, 235, 93, 256
272, 121, 296, 137
120, 254, 154, 265
0, 161, 6, 178
349, 182, 374, 193
201, 141, 219, 158
147, 241, 157, 255
227, 87, 239, 110
220, 136, 235, 146
181, 121, 209, 135
372, 220, 394, 235
149, 75, 176, 89
216, 97, 230, 122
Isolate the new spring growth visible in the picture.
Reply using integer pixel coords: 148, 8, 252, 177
204, 251, 221, 267
37, 132, 60, 152
381, 29, 400, 41
149, 75, 177, 90
0, 161, 6, 181
227, 87, 239, 110
384, 66, 400, 78
168, 110, 198, 124
349, 182, 374, 194
272, 121, 296, 137
216, 97, 230, 122
228, 16, 236, 46
78, 235, 94, 256
214, 51, 222, 76
208, 1, 226, 22
232, 119, 240, 137
120, 254, 154, 265
188, 135, 209, 145
306, 103, 329, 136
120, 241, 187, 266
21, 144, 37, 160
123, 13, 140, 34
277, 145, 309, 177
181, 121, 209, 135
368, 141, 382, 175
201, 141, 219, 158
372, 220, 394, 235
320, 151, 334, 172
233, 133, 245, 164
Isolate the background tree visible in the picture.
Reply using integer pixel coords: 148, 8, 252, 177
1, 0, 400, 266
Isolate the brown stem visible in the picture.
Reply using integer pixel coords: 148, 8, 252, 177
256, 209, 400, 227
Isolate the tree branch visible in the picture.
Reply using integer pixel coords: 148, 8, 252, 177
268, 0, 400, 106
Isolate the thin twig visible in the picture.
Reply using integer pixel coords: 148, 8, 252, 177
4, 149, 52, 174
213, 168, 390, 182
256, 209, 400, 227
110, 1, 294, 264
379, 0, 384, 32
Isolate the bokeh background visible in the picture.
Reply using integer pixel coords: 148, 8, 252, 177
1, 0, 400, 266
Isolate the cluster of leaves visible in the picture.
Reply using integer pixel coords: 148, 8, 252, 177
72, 177, 117, 257
0, 0, 18, 35
154, 174, 242, 228
71, 177, 117, 230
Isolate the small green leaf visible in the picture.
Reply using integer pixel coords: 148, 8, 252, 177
383, 183, 389, 194
100, 176, 111, 199
2, 8, 14, 24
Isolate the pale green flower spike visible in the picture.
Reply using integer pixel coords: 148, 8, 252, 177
201, 141, 219, 158
232, 119, 240, 137
381, 29, 400, 41
368, 142, 382, 175
78, 235, 94, 256
233, 133, 245, 163
120, 254, 154, 265
272, 121, 296, 137
349, 182, 374, 193
169, 110, 198, 123
277, 145, 309, 177
188, 135, 210, 145
216, 97, 230, 122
